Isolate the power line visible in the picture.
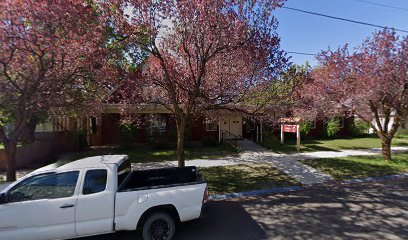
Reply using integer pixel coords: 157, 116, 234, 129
354, 0, 408, 12
286, 51, 317, 56
281, 6, 408, 34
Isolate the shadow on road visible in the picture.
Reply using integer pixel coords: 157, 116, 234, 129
78, 201, 267, 240
240, 180, 408, 240
76, 179, 408, 240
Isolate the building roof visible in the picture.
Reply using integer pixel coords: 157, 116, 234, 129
279, 117, 302, 123
103, 103, 172, 114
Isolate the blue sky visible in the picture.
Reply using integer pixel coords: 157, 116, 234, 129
274, 0, 408, 66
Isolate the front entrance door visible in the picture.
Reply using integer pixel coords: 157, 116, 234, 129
220, 115, 242, 139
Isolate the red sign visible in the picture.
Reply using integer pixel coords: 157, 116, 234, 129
282, 125, 297, 133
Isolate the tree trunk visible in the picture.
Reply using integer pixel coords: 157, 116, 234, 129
381, 137, 392, 161
176, 120, 186, 167
5, 142, 17, 182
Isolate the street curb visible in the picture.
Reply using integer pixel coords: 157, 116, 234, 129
209, 186, 303, 200
209, 172, 408, 201
342, 172, 408, 184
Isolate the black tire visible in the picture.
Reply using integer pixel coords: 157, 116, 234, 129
142, 212, 176, 240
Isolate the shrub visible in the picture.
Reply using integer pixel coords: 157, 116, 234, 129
167, 126, 177, 142
150, 138, 170, 150
201, 136, 218, 147
350, 120, 371, 137
224, 142, 241, 153
326, 118, 341, 138
68, 129, 88, 150
184, 127, 193, 141
119, 121, 138, 149
262, 129, 281, 148
300, 121, 312, 136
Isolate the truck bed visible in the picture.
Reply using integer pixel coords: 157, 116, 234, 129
118, 166, 204, 191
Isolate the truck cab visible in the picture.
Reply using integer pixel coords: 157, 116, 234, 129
0, 155, 208, 240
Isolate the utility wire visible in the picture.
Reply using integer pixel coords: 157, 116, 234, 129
282, 6, 408, 34
286, 51, 317, 56
354, 0, 408, 12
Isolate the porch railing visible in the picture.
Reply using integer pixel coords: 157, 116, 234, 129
221, 130, 241, 148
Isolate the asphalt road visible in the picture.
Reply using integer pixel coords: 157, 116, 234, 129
80, 178, 408, 240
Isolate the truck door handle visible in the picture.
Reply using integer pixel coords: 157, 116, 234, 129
60, 204, 75, 209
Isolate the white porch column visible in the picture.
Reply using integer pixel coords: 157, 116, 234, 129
218, 117, 221, 142
280, 125, 284, 144
296, 124, 301, 152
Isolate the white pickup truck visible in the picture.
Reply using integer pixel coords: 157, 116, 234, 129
0, 155, 208, 240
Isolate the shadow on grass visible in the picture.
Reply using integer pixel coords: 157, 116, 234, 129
263, 136, 408, 154
394, 142, 408, 147
302, 144, 341, 152
304, 153, 408, 180
56, 144, 237, 164
200, 164, 300, 194
263, 139, 340, 154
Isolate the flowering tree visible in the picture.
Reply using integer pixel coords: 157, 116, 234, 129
265, 63, 312, 120
0, 0, 115, 181
109, 0, 288, 167
300, 30, 408, 160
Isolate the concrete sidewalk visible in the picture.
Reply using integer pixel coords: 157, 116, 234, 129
234, 141, 408, 185
133, 143, 408, 185
2, 143, 408, 186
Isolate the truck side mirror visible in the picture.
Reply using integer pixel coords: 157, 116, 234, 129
0, 193, 7, 204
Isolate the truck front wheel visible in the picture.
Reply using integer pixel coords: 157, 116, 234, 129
142, 212, 176, 240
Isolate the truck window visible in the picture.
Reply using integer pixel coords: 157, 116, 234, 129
8, 171, 79, 202
83, 169, 107, 195
117, 159, 131, 188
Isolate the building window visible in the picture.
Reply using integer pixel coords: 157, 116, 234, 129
206, 118, 218, 131
146, 114, 167, 136
90, 117, 98, 134
309, 119, 316, 129
35, 121, 54, 133
338, 117, 345, 128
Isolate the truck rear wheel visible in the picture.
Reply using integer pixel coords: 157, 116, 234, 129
142, 212, 176, 240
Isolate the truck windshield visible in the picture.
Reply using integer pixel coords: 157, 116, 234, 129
117, 159, 131, 187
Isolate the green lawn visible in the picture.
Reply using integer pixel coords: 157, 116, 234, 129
200, 164, 300, 194
303, 153, 408, 180
263, 135, 408, 154
58, 144, 239, 164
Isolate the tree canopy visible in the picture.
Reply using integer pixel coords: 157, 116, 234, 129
298, 29, 408, 160
107, 0, 289, 166
0, 0, 118, 180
